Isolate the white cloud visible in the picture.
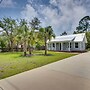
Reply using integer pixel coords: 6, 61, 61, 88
21, 4, 38, 21
0, 0, 16, 8
21, 0, 90, 35
71, 6, 87, 32
49, 0, 88, 34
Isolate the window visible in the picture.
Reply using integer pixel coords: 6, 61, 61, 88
75, 43, 78, 48
48, 44, 51, 48
53, 43, 55, 47
50, 44, 51, 48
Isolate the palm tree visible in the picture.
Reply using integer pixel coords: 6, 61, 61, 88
18, 18, 40, 56
0, 36, 7, 52
28, 17, 41, 55
39, 26, 55, 55
19, 19, 29, 56
28, 30, 35, 55
0, 17, 17, 51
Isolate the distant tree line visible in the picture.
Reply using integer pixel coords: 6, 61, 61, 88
60, 31, 67, 36
74, 16, 90, 34
73, 16, 90, 49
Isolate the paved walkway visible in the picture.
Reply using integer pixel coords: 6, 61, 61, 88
0, 52, 90, 90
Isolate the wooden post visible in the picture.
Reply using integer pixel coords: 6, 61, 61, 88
55, 43, 56, 50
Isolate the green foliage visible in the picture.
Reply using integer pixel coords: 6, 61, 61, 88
74, 16, 90, 34
0, 17, 55, 56
39, 26, 55, 41
35, 42, 41, 50
30, 17, 41, 30
18, 19, 29, 56
0, 38, 6, 50
60, 31, 67, 36
86, 32, 90, 48
0, 17, 17, 51
79, 16, 90, 31
39, 26, 55, 55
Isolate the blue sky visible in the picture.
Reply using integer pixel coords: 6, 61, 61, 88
0, 0, 90, 35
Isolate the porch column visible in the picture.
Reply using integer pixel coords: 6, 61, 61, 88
55, 43, 56, 50
59, 43, 60, 51
51, 43, 53, 50
68, 42, 70, 51
49, 43, 50, 50
61, 42, 63, 51
79, 42, 82, 50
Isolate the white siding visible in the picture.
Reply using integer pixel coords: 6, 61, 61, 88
71, 42, 85, 51
47, 33, 87, 51
47, 41, 86, 51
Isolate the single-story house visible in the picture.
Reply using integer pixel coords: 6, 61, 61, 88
47, 33, 87, 51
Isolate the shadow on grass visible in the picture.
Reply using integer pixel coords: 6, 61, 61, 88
19, 53, 54, 58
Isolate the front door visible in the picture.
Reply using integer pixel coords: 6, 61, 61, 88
63, 42, 68, 51
56, 43, 59, 51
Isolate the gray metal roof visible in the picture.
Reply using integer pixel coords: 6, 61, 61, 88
48, 33, 86, 43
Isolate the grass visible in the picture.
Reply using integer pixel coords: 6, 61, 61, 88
0, 50, 77, 79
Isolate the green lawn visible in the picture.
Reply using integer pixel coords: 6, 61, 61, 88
0, 51, 77, 79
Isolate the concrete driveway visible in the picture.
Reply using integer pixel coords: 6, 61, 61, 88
0, 51, 90, 90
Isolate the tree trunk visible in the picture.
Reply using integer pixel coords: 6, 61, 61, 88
11, 40, 14, 52
29, 46, 32, 55
28, 42, 32, 55
23, 41, 27, 56
16, 42, 19, 52
44, 37, 47, 55
21, 44, 23, 52
8, 43, 11, 52
24, 51, 27, 56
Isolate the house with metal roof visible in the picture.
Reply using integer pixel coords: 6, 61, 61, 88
47, 33, 87, 51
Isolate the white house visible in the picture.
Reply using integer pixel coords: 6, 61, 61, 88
47, 33, 87, 51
